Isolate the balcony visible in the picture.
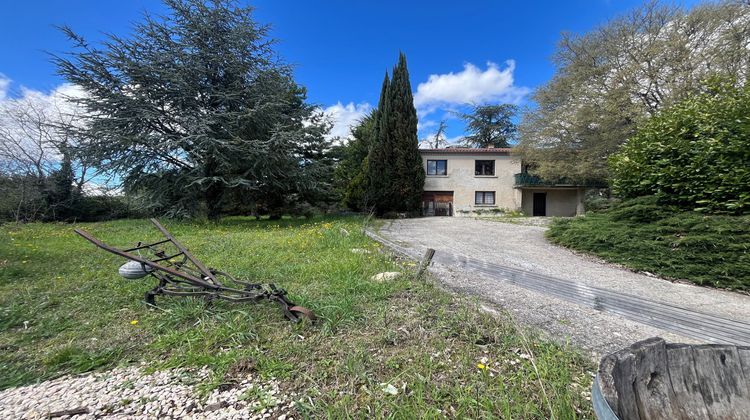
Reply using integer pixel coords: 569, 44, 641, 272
514, 173, 606, 188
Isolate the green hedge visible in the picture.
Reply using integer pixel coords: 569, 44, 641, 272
547, 197, 750, 290
610, 79, 750, 214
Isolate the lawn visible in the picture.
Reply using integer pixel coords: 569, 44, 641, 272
0, 216, 593, 418
547, 198, 750, 290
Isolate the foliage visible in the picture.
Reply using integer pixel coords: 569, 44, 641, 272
517, 1, 750, 183
547, 198, 750, 290
0, 217, 593, 417
0, 78, 100, 222
364, 73, 391, 213
332, 112, 375, 211
610, 79, 750, 214
54, 0, 332, 220
0, 173, 137, 222
366, 53, 425, 215
458, 104, 518, 148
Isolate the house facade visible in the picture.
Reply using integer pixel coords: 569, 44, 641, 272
421, 147, 590, 217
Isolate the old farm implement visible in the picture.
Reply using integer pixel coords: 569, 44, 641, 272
74, 219, 315, 322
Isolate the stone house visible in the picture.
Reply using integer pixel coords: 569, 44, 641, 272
420, 147, 593, 217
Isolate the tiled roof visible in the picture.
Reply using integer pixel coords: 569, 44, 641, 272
419, 147, 513, 154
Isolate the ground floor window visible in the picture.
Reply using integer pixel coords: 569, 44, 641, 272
475, 191, 495, 205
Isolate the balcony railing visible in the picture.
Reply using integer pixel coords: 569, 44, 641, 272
514, 173, 607, 188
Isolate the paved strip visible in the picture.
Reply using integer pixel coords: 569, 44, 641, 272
366, 230, 750, 346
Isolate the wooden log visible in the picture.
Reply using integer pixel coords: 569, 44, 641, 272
612, 348, 640, 420
598, 354, 621, 413
630, 338, 679, 420
665, 344, 709, 420
737, 346, 750, 397
692, 344, 750, 419
597, 339, 750, 420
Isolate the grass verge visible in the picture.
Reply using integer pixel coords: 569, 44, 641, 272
1, 216, 593, 418
547, 197, 750, 290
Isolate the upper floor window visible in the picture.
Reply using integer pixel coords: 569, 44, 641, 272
427, 159, 447, 175
475, 160, 495, 176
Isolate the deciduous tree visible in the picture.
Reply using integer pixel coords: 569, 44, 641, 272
517, 1, 750, 183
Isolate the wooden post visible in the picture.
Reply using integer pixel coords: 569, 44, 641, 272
417, 248, 435, 279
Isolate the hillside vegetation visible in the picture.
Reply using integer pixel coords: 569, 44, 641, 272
548, 197, 750, 290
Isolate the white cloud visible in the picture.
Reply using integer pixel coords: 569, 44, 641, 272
0, 74, 10, 100
413, 60, 529, 114
417, 119, 437, 133
322, 101, 372, 140
0, 76, 87, 177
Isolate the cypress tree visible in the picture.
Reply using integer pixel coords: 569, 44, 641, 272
384, 53, 424, 213
366, 72, 391, 212
366, 53, 425, 215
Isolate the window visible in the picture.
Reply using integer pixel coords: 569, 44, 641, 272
475, 160, 495, 176
427, 160, 447, 175
475, 191, 495, 205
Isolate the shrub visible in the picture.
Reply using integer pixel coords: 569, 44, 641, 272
607, 196, 678, 224
548, 197, 750, 290
609, 79, 750, 214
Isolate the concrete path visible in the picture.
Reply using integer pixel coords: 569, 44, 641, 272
375, 217, 750, 359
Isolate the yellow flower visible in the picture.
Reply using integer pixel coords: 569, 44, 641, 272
477, 363, 487, 370
130, 320, 139, 325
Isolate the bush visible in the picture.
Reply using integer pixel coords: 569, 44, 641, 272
607, 196, 678, 224
609, 79, 750, 214
548, 197, 750, 290
583, 190, 616, 213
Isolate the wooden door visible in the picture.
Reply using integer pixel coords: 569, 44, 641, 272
423, 192, 453, 216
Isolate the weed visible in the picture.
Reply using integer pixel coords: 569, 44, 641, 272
0, 216, 593, 417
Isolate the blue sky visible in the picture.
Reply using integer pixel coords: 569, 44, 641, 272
0, 0, 700, 142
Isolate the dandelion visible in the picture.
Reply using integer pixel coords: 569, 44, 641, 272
477, 363, 487, 370
130, 320, 139, 325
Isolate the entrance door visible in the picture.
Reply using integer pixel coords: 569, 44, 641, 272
533, 192, 547, 216
423, 192, 453, 216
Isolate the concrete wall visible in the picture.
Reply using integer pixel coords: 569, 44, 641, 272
422, 153, 522, 216
520, 188, 584, 217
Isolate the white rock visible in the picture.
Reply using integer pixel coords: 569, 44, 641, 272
371, 271, 402, 282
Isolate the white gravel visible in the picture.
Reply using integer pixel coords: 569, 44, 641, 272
0, 364, 299, 419
377, 217, 750, 359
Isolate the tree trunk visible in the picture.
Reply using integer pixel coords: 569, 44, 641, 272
205, 182, 223, 220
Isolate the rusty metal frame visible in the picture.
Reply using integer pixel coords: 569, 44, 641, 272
74, 219, 315, 322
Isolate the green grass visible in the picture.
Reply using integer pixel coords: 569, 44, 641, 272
0, 216, 593, 418
547, 198, 750, 290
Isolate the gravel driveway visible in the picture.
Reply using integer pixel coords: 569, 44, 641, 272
377, 217, 750, 359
